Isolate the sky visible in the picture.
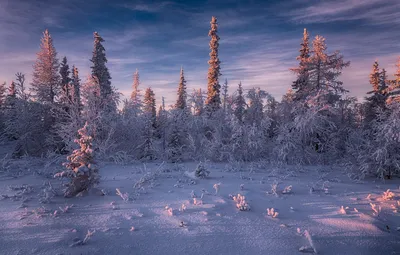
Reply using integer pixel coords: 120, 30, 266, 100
0, 0, 399, 107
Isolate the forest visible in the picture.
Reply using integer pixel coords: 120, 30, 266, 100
0, 16, 399, 255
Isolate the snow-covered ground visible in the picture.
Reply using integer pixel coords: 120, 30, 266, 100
1, 161, 399, 255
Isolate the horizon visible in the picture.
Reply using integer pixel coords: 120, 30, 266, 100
0, 0, 399, 107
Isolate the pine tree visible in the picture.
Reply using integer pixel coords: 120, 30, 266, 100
143, 87, 156, 127
175, 67, 187, 110
233, 82, 246, 123
369, 61, 380, 93
291, 28, 310, 101
15, 72, 29, 101
8, 81, 16, 99
130, 69, 141, 106
31, 29, 60, 104
59, 56, 71, 106
246, 88, 267, 127
366, 61, 389, 122
205, 16, 222, 115
81, 75, 101, 121
222, 78, 228, 113
307, 35, 349, 106
141, 88, 157, 160
55, 121, 99, 197
70, 65, 81, 110
90, 32, 114, 112
0, 82, 7, 106
387, 57, 400, 104
192, 88, 204, 116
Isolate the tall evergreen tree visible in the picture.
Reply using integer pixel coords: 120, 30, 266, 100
70, 65, 81, 110
8, 81, 16, 99
59, 56, 71, 106
246, 87, 267, 127
387, 57, 400, 103
90, 32, 114, 112
141, 87, 157, 159
366, 61, 389, 120
31, 29, 60, 104
222, 78, 228, 113
175, 67, 187, 110
205, 16, 222, 114
307, 35, 349, 105
233, 82, 246, 123
0, 82, 7, 106
291, 28, 310, 101
130, 69, 141, 106
15, 72, 29, 101
192, 88, 204, 116
143, 87, 157, 127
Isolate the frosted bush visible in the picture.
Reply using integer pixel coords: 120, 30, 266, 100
282, 185, 292, 194
267, 208, 279, 218
54, 122, 99, 198
213, 183, 221, 194
195, 161, 210, 178
232, 194, 250, 211
382, 189, 395, 200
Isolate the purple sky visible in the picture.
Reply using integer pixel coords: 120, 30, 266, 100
0, 0, 399, 107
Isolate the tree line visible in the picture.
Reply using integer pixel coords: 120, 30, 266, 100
0, 17, 399, 179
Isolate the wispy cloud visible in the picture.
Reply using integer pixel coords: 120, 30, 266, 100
282, 0, 400, 25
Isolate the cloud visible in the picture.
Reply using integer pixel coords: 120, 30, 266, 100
281, 0, 400, 25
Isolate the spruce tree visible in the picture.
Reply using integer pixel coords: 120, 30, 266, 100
233, 82, 246, 123
246, 88, 267, 127
0, 82, 7, 106
90, 32, 114, 112
366, 61, 389, 122
15, 72, 29, 101
387, 57, 400, 104
193, 88, 204, 116
291, 28, 310, 101
141, 87, 157, 159
71, 65, 81, 110
175, 67, 187, 110
205, 16, 222, 115
31, 29, 60, 104
8, 81, 16, 99
59, 56, 71, 106
143, 87, 157, 127
307, 35, 349, 105
222, 78, 228, 113
130, 69, 141, 105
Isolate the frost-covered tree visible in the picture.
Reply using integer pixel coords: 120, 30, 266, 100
143, 87, 156, 126
189, 88, 204, 116
31, 29, 60, 104
387, 57, 400, 103
291, 28, 310, 101
205, 16, 222, 115
129, 69, 142, 114
8, 81, 16, 99
365, 61, 389, 123
81, 75, 101, 122
175, 67, 187, 110
233, 82, 246, 123
59, 56, 71, 107
90, 32, 115, 112
15, 72, 29, 101
55, 121, 99, 197
140, 87, 157, 159
70, 66, 81, 110
167, 110, 188, 162
0, 82, 7, 106
306, 35, 349, 105
245, 88, 267, 127
222, 78, 228, 113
